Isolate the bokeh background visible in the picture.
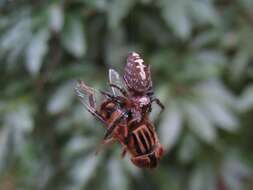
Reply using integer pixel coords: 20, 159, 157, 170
1, 0, 253, 189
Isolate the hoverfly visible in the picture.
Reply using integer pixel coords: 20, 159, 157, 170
75, 52, 164, 168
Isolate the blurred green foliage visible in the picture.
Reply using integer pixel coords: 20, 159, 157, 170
0, 0, 253, 189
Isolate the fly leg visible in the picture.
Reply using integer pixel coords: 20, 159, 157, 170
103, 111, 129, 140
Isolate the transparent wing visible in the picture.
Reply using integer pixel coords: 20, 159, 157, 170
109, 69, 126, 96
75, 80, 106, 123
75, 80, 96, 108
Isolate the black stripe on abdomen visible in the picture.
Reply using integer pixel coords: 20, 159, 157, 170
147, 127, 155, 144
143, 130, 153, 150
138, 131, 149, 153
132, 133, 142, 155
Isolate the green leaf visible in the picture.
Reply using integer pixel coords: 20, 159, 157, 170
240, 0, 253, 15
230, 48, 251, 81
122, 157, 140, 177
201, 100, 239, 132
107, 158, 128, 190
48, 4, 64, 32
64, 136, 95, 159
107, 0, 134, 29
62, 16, 86, 58
85, 0, 108, 10
184, 102, 216, 143
237, 85, 253, 111
160, 0, 191, 39
160, 0, 219, 40
221, 153, 252, 190
191, 30, 219, 48
71, 154, 100, 188
188, 164, 216, 190
25, 29, 49, 76
0, 17, 31, 52
0, 127, 10, 174
159, 102, 183, 151
47, 82, 74, 114
4, 104, 34, 133
195, 80, 236, 107
105, 29, 128, 68
189, 0, 219, 25
0, 16, 32, 67
178, 134, 200, 163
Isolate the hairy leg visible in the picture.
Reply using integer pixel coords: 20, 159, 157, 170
152, 98, 165, 112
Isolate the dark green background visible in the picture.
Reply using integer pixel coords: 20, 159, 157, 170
0, 0, 253, 189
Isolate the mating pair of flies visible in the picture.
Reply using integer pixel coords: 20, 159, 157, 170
75, 52, 164, 168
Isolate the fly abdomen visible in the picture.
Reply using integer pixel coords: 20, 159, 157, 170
131, 125, 155, 155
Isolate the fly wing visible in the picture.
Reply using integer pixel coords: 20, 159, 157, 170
75, 80, 106, 123
75, 80, 96, 108
109, 69, 126, 96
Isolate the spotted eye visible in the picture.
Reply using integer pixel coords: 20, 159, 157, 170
123, 52, 152, 93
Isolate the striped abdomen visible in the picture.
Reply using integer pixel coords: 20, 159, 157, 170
128, 123, 163, 168
129, 123, 157, 156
